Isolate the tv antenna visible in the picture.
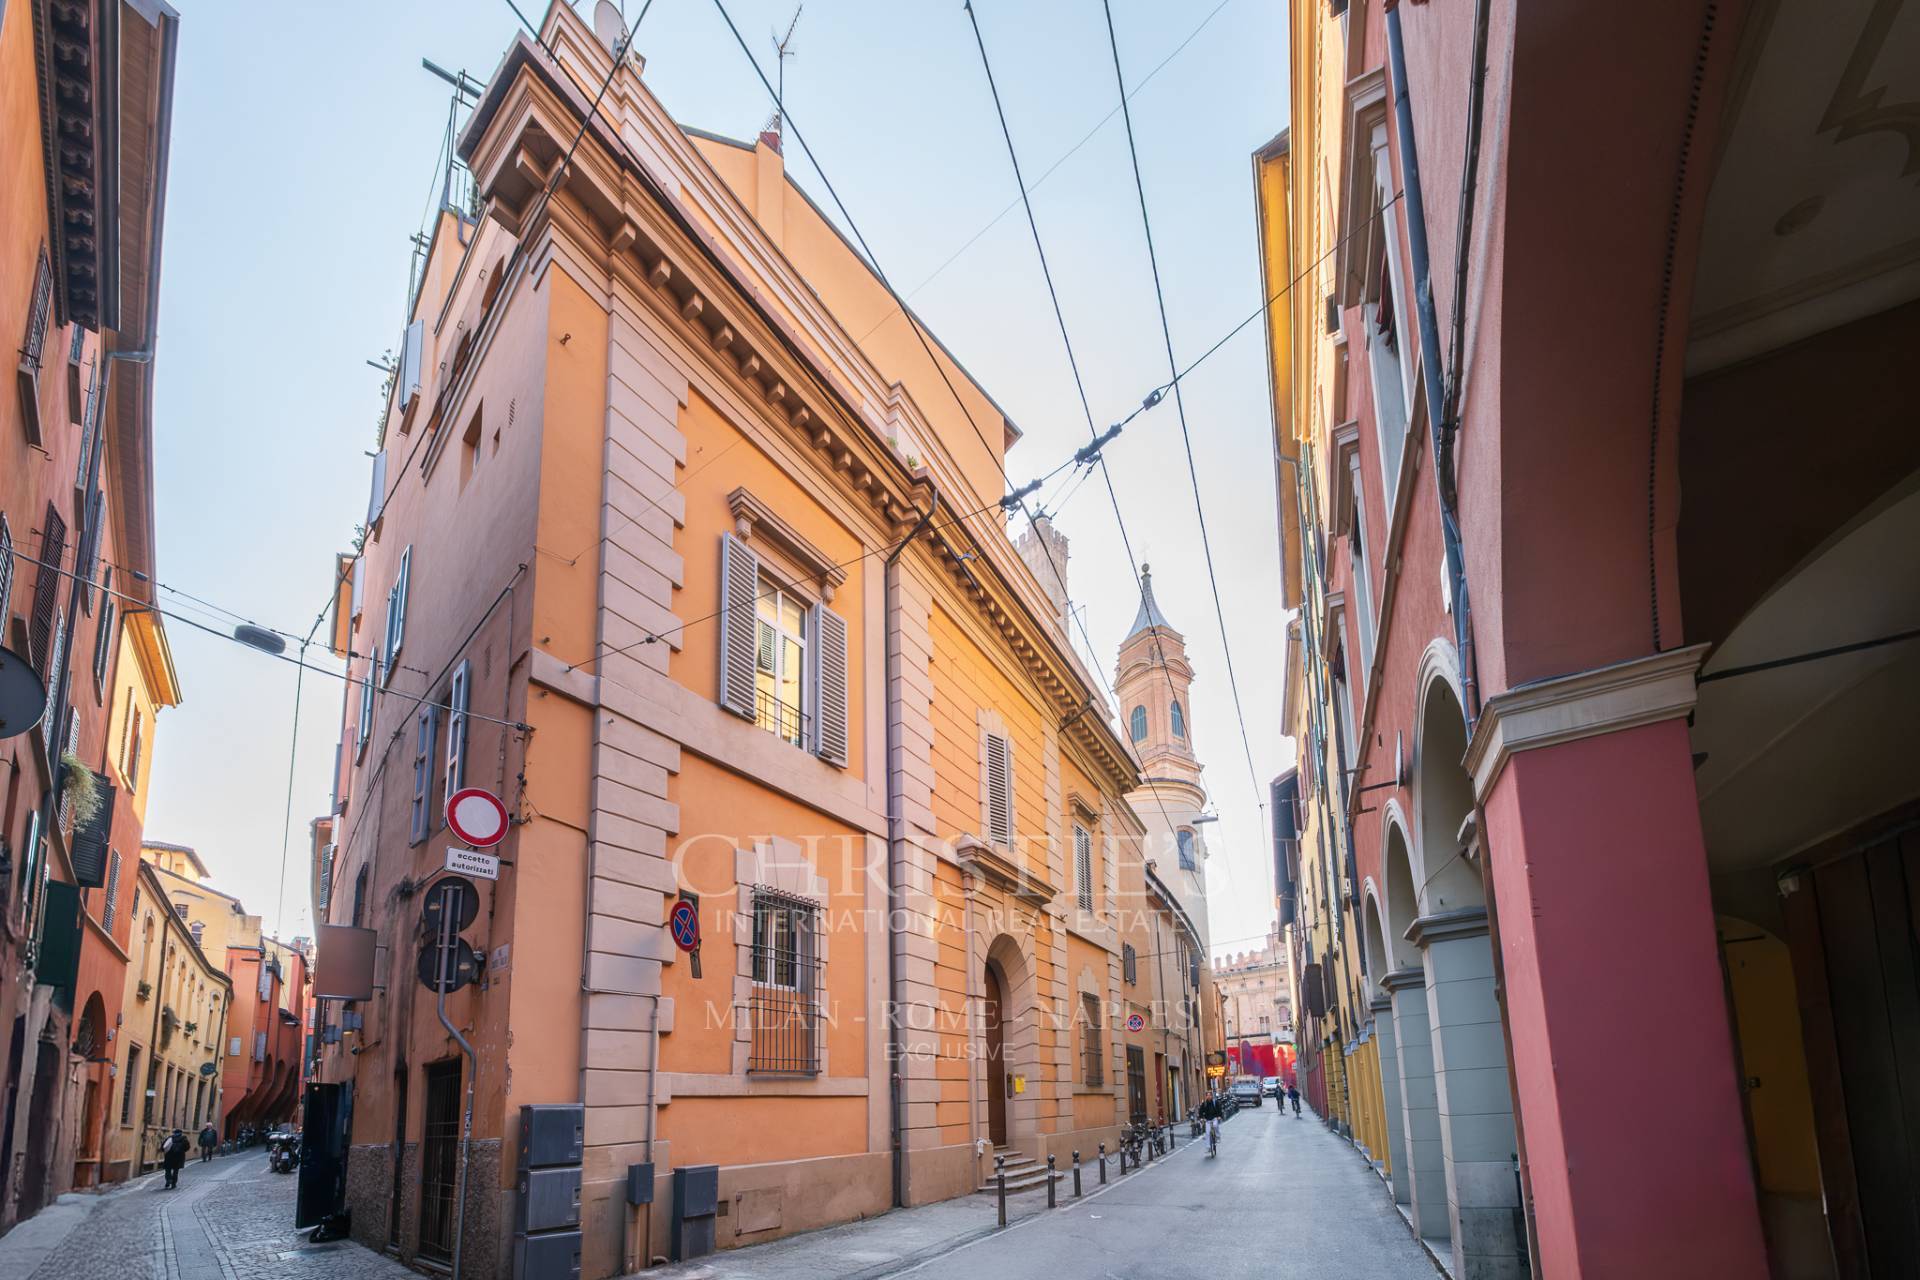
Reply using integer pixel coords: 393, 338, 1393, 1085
765, 5, 803, 140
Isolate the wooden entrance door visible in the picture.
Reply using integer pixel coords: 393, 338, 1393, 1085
984, 963, 1006, 1146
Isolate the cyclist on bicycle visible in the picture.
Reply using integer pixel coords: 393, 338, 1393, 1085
1197, 1091, 1225, 1156
1286, 1082, 1302, 1116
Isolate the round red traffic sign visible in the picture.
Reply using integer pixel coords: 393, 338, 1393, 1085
446, 787, 510, 848
669, 901, 700, 953
1126, 1012, 1145, 1033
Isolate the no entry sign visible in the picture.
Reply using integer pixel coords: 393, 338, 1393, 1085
446, 787, 510, 847
1126, 1012, 1145, 1033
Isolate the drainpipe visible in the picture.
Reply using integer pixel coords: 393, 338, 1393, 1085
885, 485, 938, 1209
1386, 6, 1537, 1270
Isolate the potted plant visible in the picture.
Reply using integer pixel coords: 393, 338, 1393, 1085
61, 753, 101, 828
137, 980, 153, 1000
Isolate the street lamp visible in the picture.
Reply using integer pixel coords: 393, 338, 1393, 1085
232, 624, 287, 656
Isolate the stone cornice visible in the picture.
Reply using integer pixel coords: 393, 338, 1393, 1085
1378, 967, 1425, 994
1463, 644, 1710, 800
1405, 908, 1488, 948
955, 835, 1056, 906
728, 485, 847, 600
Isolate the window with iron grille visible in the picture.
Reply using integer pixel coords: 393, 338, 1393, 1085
1080, 993, 1104, 1086
17, 247, 52, 446
749, 888, 821, 1074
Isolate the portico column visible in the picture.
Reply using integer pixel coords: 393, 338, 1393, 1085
1465, 647, 1768, 1278
1370, 994, 1411, 1208
1411, 909, 1522, 1278
1382, 967, 1447, 1242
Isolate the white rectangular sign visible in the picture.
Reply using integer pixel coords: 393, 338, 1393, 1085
445, 847, 500, 881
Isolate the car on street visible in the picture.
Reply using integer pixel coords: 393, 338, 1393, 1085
1231, 1077, 1264, 1107
1263, 1075, 1283, 1097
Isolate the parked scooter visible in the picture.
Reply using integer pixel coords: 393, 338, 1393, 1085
268, 1131, 300, 1174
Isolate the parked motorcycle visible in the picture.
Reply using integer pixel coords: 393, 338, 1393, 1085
268, 1132, 300, 1174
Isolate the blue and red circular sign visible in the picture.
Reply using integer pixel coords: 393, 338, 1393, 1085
1126, 1012, 1145, 1032
669, 901, 700, 953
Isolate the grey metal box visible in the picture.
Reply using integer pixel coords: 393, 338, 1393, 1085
671, 1164, 719, 1261
516, 1104, 583, 1170
512, 1229, 581, 1280
514, 1166, 581, 1233
626, 1161, 654, 1206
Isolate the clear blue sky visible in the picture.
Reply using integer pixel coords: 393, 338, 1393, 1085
142, 0, 1293, 958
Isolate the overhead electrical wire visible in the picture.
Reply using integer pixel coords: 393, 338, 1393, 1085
1099, 0, 1271, 858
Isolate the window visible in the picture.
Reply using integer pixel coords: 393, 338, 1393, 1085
121, 1045, 141, 1125
444, 661, 469, 797
1348, 454, 1377, 684
190, 921, 204, 947
983, 732, 1014, 848
1129, 705, 1148, 743
1074, 823, 1094, 913
383, 546, 411, 680
28, 502, 65, 673
1177, 829, 1197, 871
1170, 699, 1186, 739
715, 532, 848, 766
102, 849, 122, 932
410, 701, 437, 844
92, 566, 116, 694
1080, 993, 1104, 1087
356, 649, 377, 759
748, 889, 821, 1074
753, 575, 807, 747
1364, 122, 1414, 509
0, 515, 12, 624
125, 707, 143, 792
40, 609, 64, 757
17, 246, 52, 445
351, 866, 369, 929
174, 901, 188, 920
1123, 943, 1138, 985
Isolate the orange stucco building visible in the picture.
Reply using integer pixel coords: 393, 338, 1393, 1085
308, 6, 1206, 1276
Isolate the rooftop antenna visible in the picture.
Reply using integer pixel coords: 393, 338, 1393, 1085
765, 4, 803, 146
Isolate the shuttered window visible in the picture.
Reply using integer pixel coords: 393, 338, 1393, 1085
29, 502, 65, 673
356, 649, 377, 759
444, 661, 470, 795
383, 546, 411, 680
42, 611, 65, 756
1074, 823, 1094, 913
984, 732, 1014, 848
1081, 993, 1104, 1086
410, 701, 437, 844
18, 247, 52, 445
717, 533, 760, 720
1123, 943, 1138, 985
102, 849, 123, 933
92, 567, 115, 693
125, 707, 143, 792
0, 515, 13, 627
77, 487, 102, 613
810, 603, 848, 767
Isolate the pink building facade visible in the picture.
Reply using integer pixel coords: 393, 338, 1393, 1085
1269, 1, 1918, 1277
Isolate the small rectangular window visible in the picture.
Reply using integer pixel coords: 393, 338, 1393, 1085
1123, 943, 1138, 985
1074, 823, 1094, 913
1080, 993, 1104, 1087
752, 574, 808, 748
356, 650, 378, 759
92, 567, 115, 694
410, 702, 437, 844
749, 889, 821, 1075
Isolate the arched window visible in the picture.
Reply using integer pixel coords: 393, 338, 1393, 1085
1170, 699, 1186, 739
1129, 705, 1148, 742
1177, 829, 1197, 871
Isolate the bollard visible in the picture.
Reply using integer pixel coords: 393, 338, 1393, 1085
1047, 1154, 1057, 1208
1072, 1150, 1082, 1198
1119, 1143, 1128, 1174
996, 1155, 1007, 1227
1145, 1131, 1153, 1163
1099, 1142, 1107, 1185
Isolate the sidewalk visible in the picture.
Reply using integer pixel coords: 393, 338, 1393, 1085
640, 1139, 1193, 1280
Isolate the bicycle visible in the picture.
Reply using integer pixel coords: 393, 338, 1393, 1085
1206, 1118, 1220, 1158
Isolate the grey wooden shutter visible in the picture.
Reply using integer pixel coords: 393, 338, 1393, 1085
71, 772, 116, 886
985, 733, 1013, 847
366, 450, 389, 528
445, 661, 470, 795
29, 503, 65, 672
811, 603, 849, 767
102, 849, 122, 932
1074, 824, 1093, 912
716, 533, 760, 719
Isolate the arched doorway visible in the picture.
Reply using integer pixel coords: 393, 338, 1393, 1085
983, 961, 1006, 1147
1363, 887, 1412, 1215
1383, 820, 1446, 1244
1413, 675, 1521, 1276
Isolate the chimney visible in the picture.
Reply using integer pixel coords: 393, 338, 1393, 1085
1016, 515, 1071, 635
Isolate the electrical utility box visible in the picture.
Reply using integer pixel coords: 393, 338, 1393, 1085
671, 1164, 720, 1262
513, 1105, 586, 1280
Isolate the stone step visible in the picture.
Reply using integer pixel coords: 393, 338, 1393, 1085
976, 1166, 1055, 1194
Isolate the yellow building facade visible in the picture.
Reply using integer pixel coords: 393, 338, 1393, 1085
105, 859, 231, 1175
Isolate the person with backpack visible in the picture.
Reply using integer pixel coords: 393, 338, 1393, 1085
1286, 1083, 1302, 1116
161, 1128, 191, 1188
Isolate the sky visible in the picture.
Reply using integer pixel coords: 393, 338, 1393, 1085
141, 0, 1294, 960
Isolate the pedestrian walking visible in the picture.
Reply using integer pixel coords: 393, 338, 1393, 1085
198, 1122, 218, 1163
161, 1128, 190, 1189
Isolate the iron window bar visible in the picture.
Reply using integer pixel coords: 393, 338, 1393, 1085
748, 887, 822, 1075
755, 688, 810, 750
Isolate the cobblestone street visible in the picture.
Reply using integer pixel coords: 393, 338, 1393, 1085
3, 1151, 412, 1280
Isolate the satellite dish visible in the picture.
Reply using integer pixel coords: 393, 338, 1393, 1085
0, 645, 48, 740
592, 0, 627, 56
